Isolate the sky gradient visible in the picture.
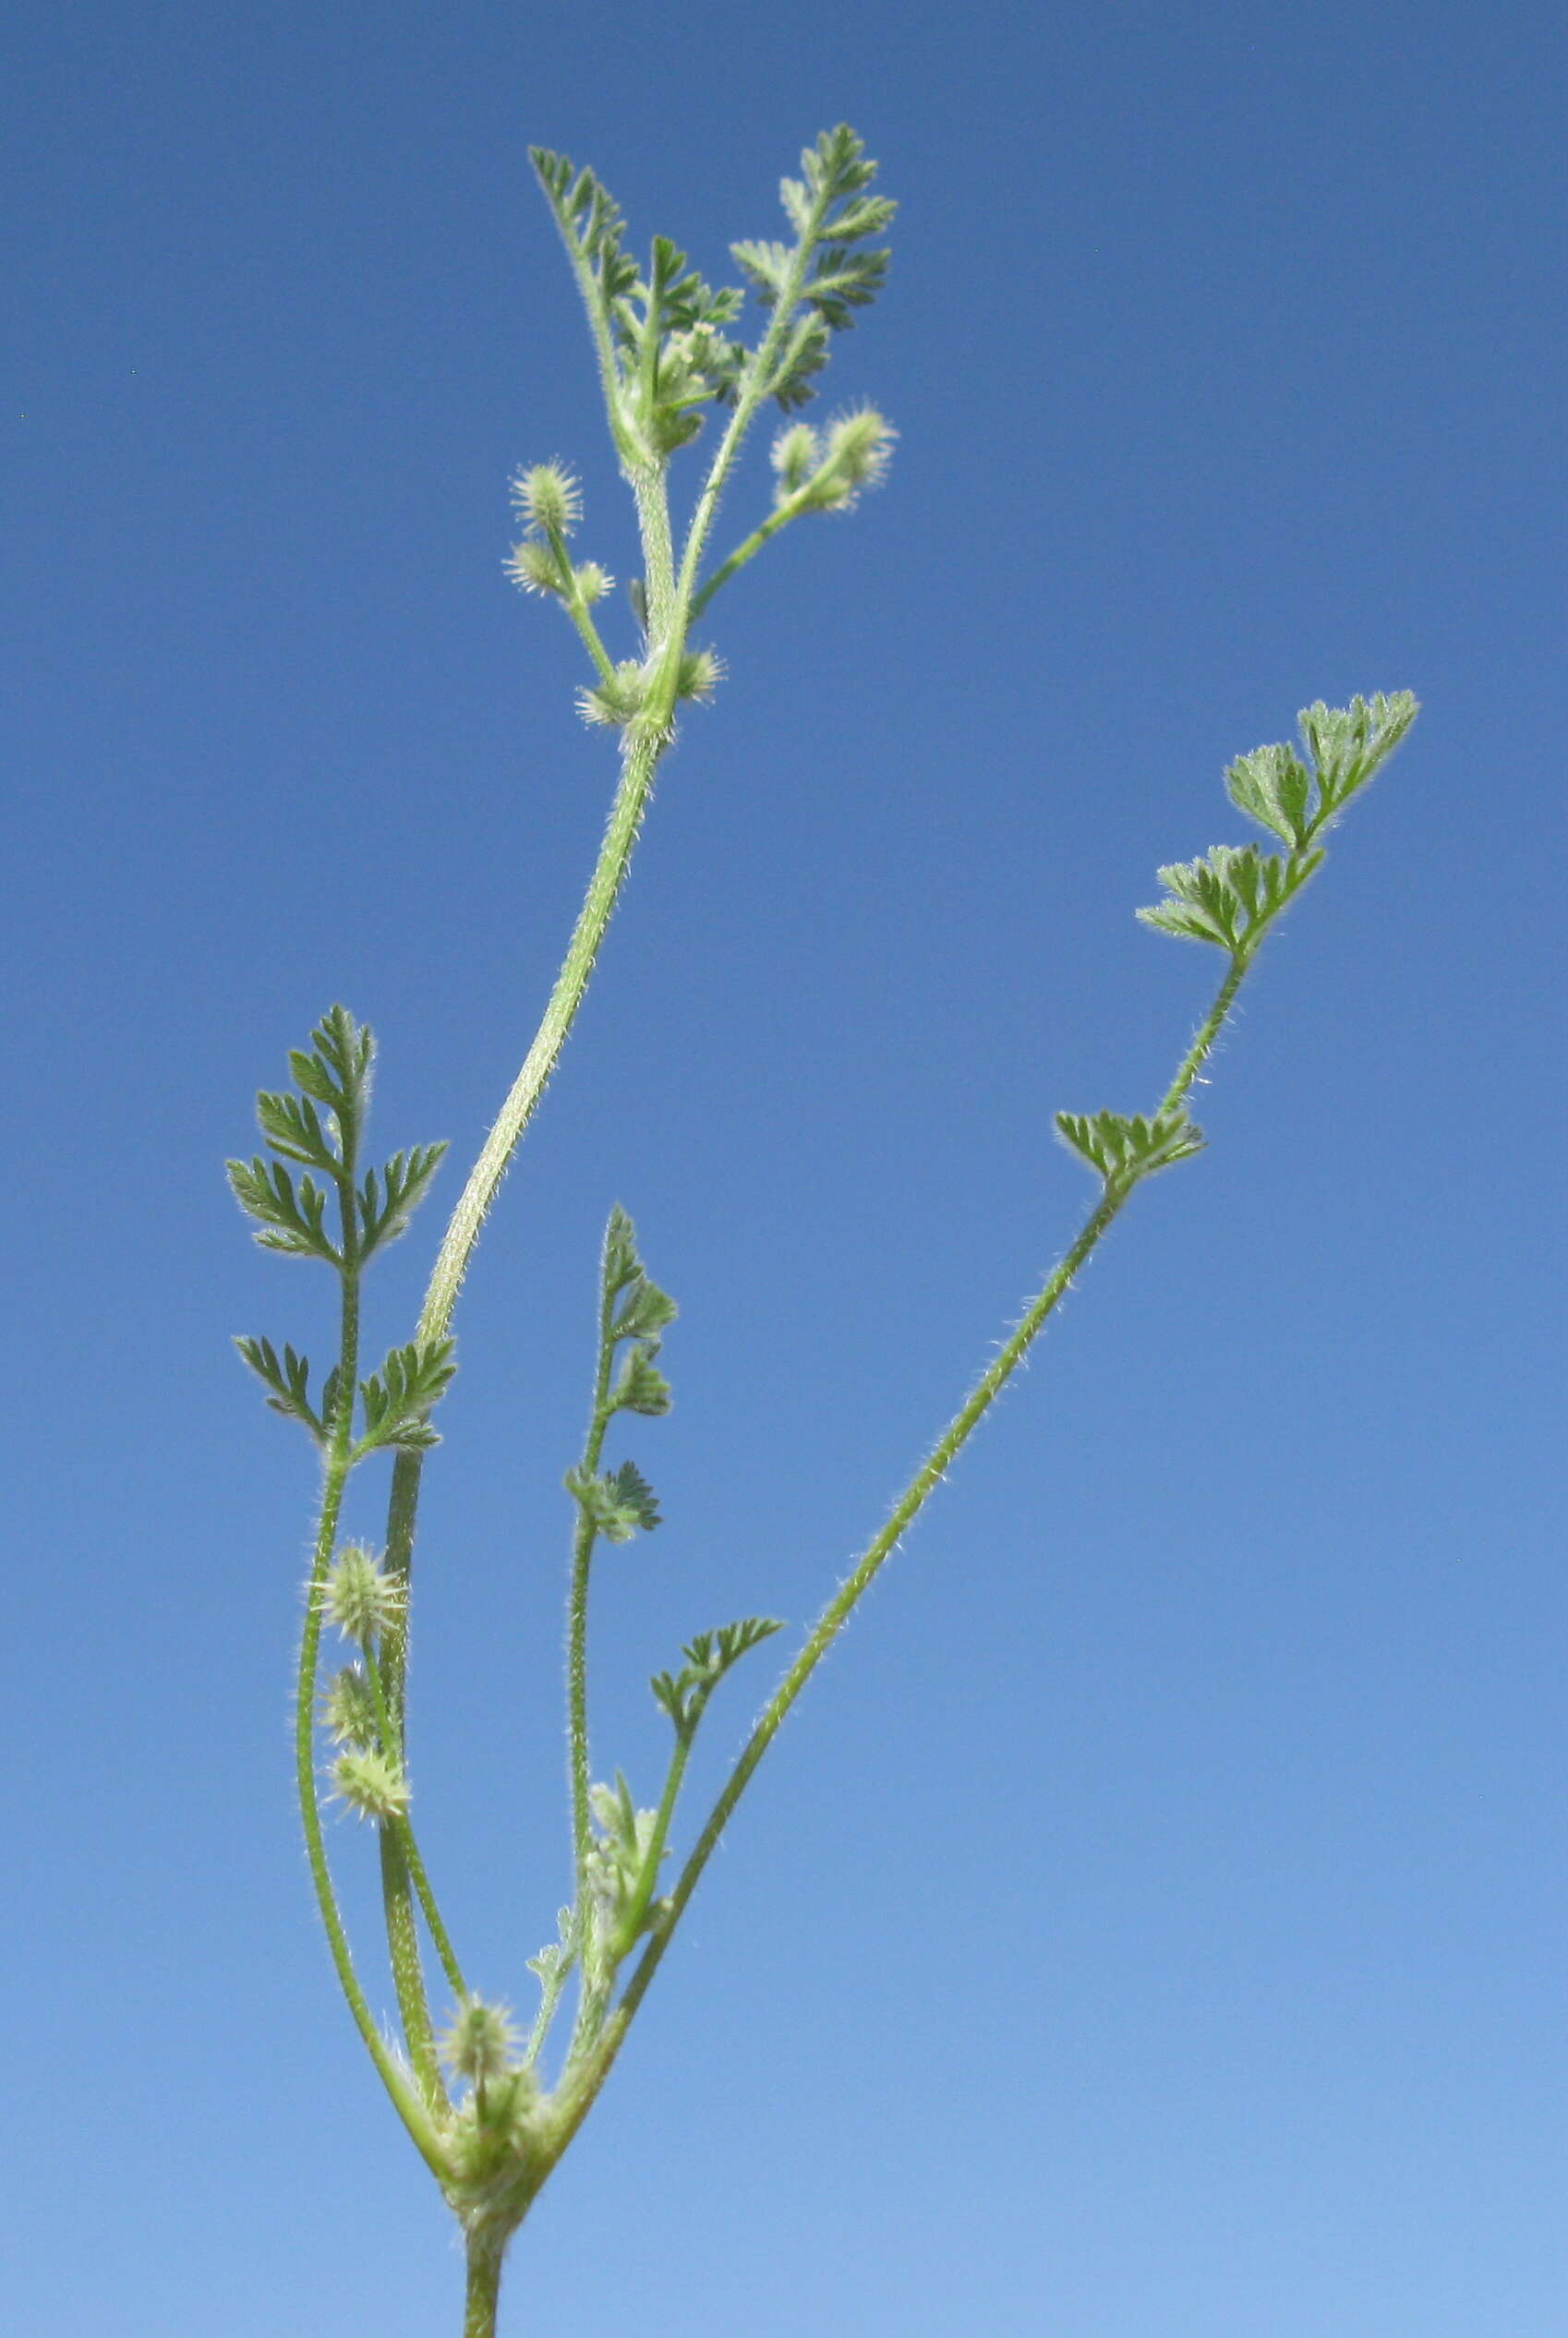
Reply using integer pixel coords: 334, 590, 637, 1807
5, 4, 1565, 2333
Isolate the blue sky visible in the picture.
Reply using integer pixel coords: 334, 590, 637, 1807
5, 3, 1564, 2332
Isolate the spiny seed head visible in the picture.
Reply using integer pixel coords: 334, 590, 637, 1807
675, 647, 722, 705
505, 538, 566, 596
440, 1997, 523, 2084
322, 1544, 402, 1645
771, 421, 821, 497
578, 659, 651, 729
813, 406, 897, 509
331, 1747, 409, 1823
512, 463, 581, 536
321, 1663, 378, 1747
573, 560, 613, 605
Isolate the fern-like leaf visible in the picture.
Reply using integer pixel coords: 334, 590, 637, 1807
356, 1337, 458, 1455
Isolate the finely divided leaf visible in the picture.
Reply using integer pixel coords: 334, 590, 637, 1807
1297, 691, 1419, 822
227, 1156, 340, 1263
610, 1348, 672, 1416
356, 1337, 458, 1454
652, 1615, 785, 1737
609, 1459, 660, 1532
235, 1334, 326, 1440
1055, 1108, 1205, 1186
613, 1278, 677, 1340
1224, 742, 1315, 849
357, 1141, 449, 1259
1137, 843, 1324, 955
566, 1459, 662, 1543
288, 1005, 373, 1121
255, 1088, 340, 1171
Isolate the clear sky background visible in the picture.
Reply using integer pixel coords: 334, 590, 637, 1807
5, 4, 1564, 2333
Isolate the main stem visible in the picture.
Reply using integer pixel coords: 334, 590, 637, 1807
464, 2234, 505, 2338
371, 469, 679, 2141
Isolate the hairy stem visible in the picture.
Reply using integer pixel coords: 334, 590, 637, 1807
295, 1453, 444, 2175
416, 725, 670, 1353
358, 1645, 468, 2005
572, 946, 1261, 2105
673, 191, 828, 621
690, 476, 825, 619
292, 1121, 446, 2175
463, 2232, 506, 2338
380, 1826, 444, 2110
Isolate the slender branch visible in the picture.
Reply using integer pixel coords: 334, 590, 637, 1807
380, 1827, 444, 2110
672, 204, 826, 625
584, 941, 1266, 2093
294, 1457, 445, 2177
566, 1512, 599, 1909
525, 1939, 575, 2070
416, 725, 669, 1351
689, 480, 819, 620
357, 1647, 468, 2005
291, 1099, 447, 2177
541, 517, 617, 682
612, 1726, 693, 1958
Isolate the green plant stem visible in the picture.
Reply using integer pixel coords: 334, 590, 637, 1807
612, 1725, 694, 1958
690, 477, 825, 620
673, 225, 821, 626
357, 1650, 468, 2005
567, 1282, 618, 1910
631, 467, 677, 640
380, 1827, 445, 2111
417, 729, 671, 1356
292, 1139, 447, 2176
525, 1943, 574, 2069
294, 1454, 444, 2176
566, 1512, 599, 1905
622, 1187, 1126, 2010
379, 708, 673, 1681
542, 518, 616, 682
553, 946, 1262, 2128
463, 2233, 506, 2338
1162, 954, 1247, 1114
372, 500, 679, 2111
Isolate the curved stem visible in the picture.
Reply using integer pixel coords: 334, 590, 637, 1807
380, 1827, 444, 2110
295, 1456, 445, 2177
294, 1130, 447, 2176
358, 1644, 469, 2007
378, 716, 671, 1717
416, 724, 669, 1353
